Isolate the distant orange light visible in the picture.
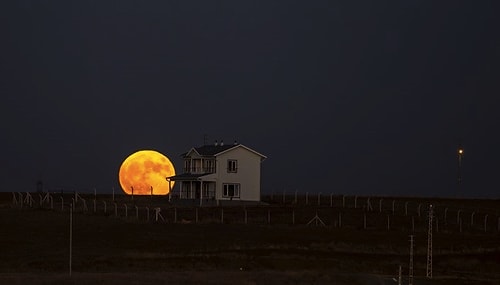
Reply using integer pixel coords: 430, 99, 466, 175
118, 150, 175, 195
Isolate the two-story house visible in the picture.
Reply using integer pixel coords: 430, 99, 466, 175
167, 142, 266, 202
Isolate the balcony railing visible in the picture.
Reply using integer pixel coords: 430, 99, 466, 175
183, 167, 216, 174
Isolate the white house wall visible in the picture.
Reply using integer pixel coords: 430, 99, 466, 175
215, 146, 262, 201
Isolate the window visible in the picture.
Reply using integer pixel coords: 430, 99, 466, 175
227, 159, 238, 173
222, 183, 240, 198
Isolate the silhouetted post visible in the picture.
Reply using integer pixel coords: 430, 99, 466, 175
103, 201, 107, 213
342, 195, 345, 208
471, 212, 475, 227
457, 210, 462, 225
367, 197, 372, 211
135, 206, 139, 219
146, 207, 150, 222
354, 195, 358, 209
392, 200, 396, 215
398, 265, 402, 285
411, 216, 415, 232
317, 193, 321, 206
131, 186, 134, 201
330, 194, 333, 207
379, 199, 383, 212
69, 202, 73, 277
418, 204, 422, 217
409, 235, 414, 285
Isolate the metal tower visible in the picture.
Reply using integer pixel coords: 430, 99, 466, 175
426, 204, 433, 278
409, 235, 414, 285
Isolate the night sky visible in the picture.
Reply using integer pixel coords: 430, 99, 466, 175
1, 1, 499, 198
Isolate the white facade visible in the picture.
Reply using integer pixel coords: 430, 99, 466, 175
168, 144, 266, 202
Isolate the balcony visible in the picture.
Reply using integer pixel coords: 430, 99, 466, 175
183, 166, 216, 174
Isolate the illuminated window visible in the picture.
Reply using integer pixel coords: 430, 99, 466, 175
223, 183, 240, 198
227, 159, 238, 173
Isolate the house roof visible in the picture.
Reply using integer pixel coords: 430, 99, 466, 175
182, 143, 266, 160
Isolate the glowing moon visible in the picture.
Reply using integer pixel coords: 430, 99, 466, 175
118, 150, 175, 195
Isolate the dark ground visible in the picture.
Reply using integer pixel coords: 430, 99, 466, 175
0, 192, 499, 284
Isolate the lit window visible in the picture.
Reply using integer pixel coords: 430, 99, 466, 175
227, 160, 238, 173
222, 184, 240, 198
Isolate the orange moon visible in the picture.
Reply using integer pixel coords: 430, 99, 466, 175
118, 150, 175, 195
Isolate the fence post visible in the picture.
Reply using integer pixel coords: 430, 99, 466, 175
146, 207, 150, 222
418, 204, 422, 217
471, 212, 475, 227
330, 194, 333, 207
103, 201, 107, 213
135, 206, 139, 219
379, 199, 383, 212
457, 210, 462, 225
392, 200, 396, 215
354, 195, 358, 209
412, 216, 415, 232
305, 192, 309, 205
93, 200, 97, 213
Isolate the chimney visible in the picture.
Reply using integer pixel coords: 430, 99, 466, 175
220, 140, 224, 146
214, 140, 218, 146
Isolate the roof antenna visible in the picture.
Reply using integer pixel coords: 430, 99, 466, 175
234, 140, 238, 145
214, 140, 218, 146
220, 140, 224, 146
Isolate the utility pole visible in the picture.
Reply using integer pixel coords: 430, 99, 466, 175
409, 235, 414, 285
427, 204, 433, 279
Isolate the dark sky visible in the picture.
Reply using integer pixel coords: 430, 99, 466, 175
1, 1, 499, 198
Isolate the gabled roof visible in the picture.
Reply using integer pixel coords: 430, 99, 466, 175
182, 144, 266, 160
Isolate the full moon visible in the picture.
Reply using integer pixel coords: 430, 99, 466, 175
118, 150, 175, 195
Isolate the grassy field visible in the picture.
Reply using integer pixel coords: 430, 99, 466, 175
0, 193, 499, 284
